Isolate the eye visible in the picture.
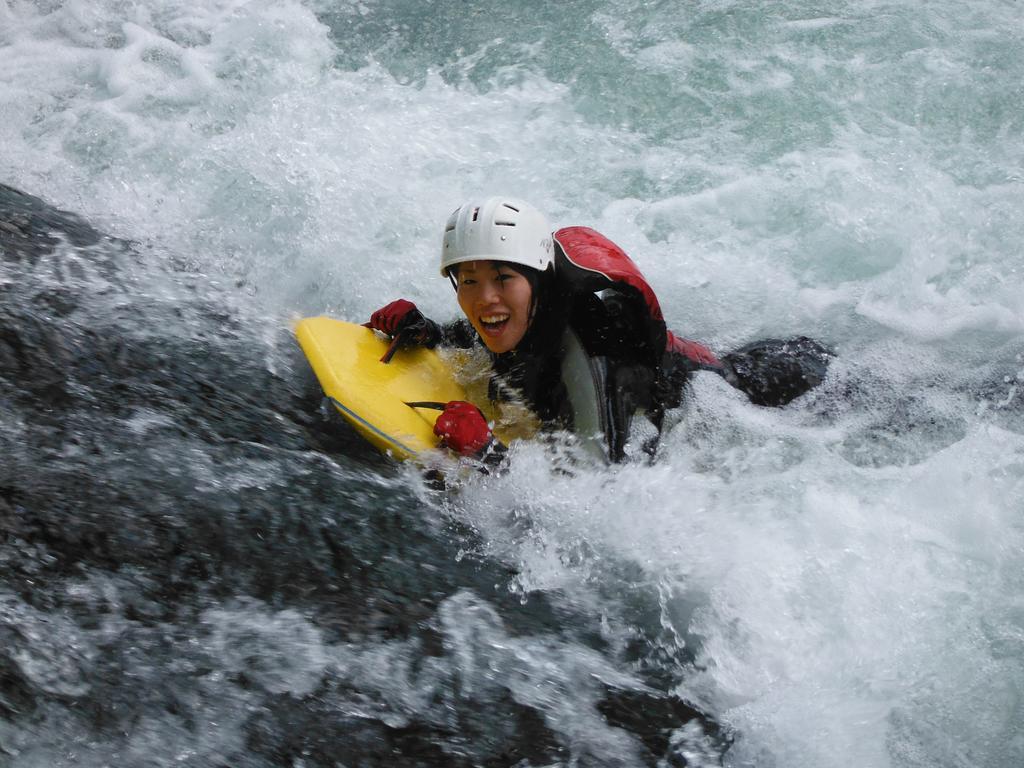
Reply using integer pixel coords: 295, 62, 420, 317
459, 277, 477, 287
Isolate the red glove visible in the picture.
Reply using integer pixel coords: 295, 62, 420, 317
368, 299, 420, 336
433, 401, 493, 457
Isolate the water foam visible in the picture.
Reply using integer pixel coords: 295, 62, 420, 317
3, 0, 1023, 766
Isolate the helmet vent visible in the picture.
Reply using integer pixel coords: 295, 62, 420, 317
471, 207, 480, 221
495, 220, 515, 226
502, 203, 520, 212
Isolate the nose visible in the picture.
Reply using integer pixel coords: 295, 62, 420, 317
477, 278, 501, 305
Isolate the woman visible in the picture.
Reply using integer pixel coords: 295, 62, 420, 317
368, 197, 831, 462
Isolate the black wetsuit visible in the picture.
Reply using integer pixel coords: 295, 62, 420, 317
419, 276, 832, 462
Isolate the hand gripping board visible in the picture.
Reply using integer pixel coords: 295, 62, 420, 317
296, 316, 469, 461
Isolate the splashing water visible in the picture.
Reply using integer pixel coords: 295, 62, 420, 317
2, 1, 1023, 766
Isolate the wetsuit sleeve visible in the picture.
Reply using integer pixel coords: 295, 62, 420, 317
655, 332, 727, 411
417, 318, 478, 349
438, 318, 479, 349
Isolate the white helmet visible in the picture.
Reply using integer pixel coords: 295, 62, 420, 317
440, 197, 554, 276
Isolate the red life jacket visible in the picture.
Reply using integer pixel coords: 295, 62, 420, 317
552, 226, 723, 370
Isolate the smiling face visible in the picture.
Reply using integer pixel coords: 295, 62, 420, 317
454, 260, 534, 354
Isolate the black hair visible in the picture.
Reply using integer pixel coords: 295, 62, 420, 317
505, 262, 565, 359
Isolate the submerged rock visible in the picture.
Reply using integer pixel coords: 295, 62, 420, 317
1, 184, 727, 766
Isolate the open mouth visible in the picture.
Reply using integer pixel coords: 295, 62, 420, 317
479, 313, 510, 335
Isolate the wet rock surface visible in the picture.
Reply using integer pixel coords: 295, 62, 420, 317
1, 184, 725, 766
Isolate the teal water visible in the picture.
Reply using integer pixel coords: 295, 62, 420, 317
2, 1, 1023, 766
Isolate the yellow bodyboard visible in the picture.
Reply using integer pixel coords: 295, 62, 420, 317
296, 316, 538, 461
296, 317, 469, 460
